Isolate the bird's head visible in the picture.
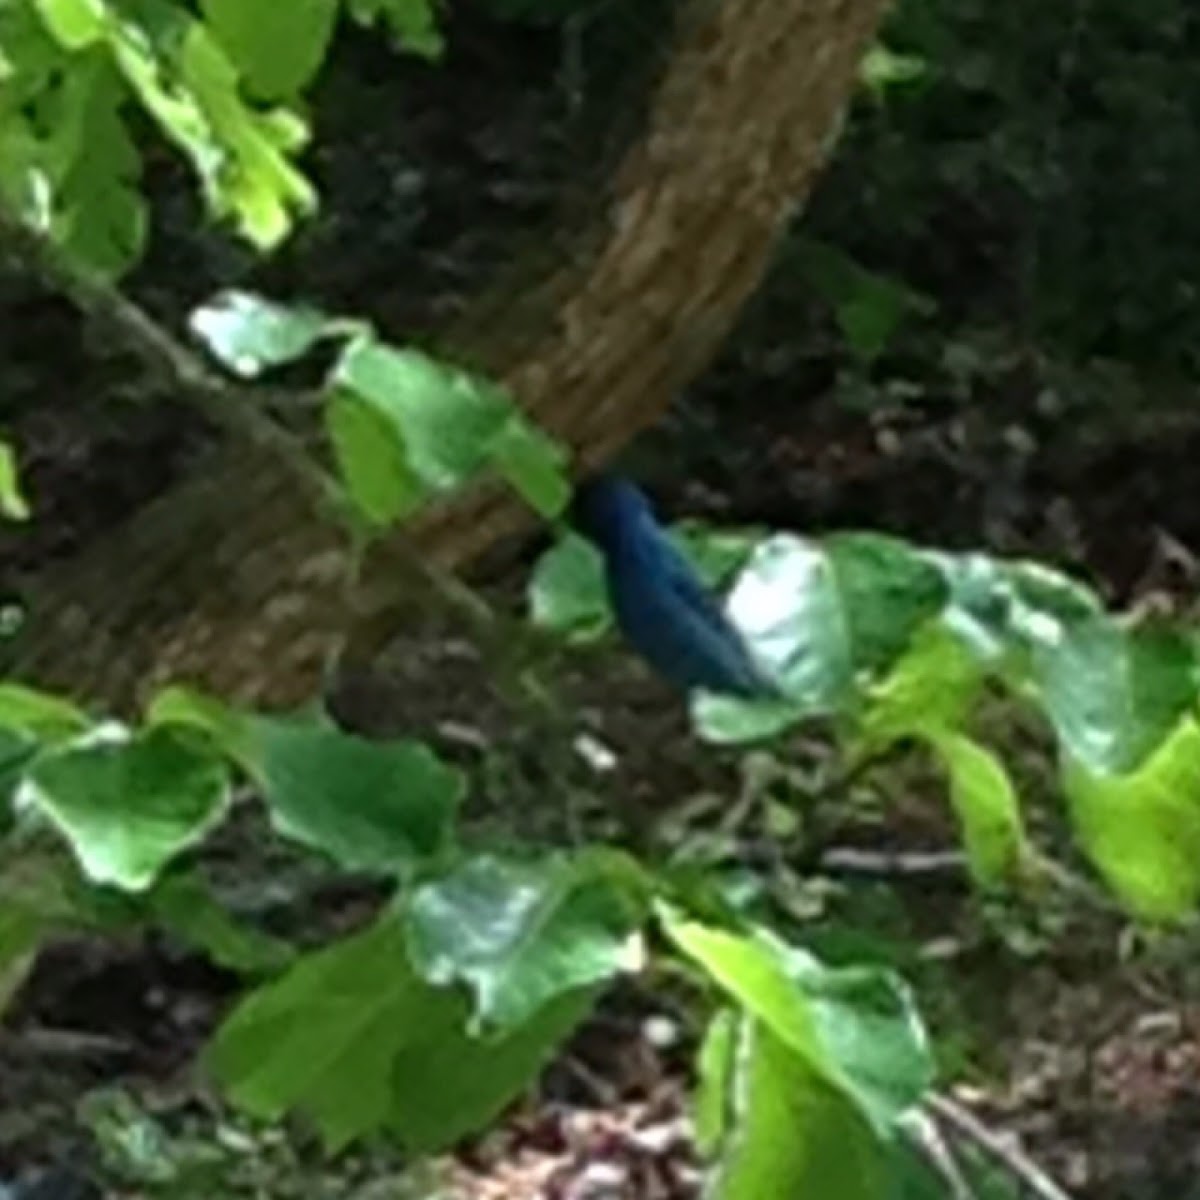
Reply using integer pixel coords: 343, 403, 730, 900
570, 474, 654, 547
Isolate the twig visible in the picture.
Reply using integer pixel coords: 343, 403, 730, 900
925, 1094, 1075, 1200
819, 846, 966, 878
1, 1025, 132, 1059
900, 1110, 979, 1200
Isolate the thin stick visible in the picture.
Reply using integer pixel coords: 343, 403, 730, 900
926, 1094, 1075, 1200
900, 1110, 979, 1200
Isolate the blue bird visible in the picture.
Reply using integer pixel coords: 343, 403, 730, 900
571, 474, 777, 698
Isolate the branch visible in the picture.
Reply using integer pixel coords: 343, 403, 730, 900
925, 1094, 1076, 1200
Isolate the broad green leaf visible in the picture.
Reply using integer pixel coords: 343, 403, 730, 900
661, 913, 932, 1133
326, 389, 424, 528
150, 871, 294, 974
934, 552, 1103, 664
208, 914, 593, 1151
1034, 617, 1196, 776
405, 850, 647, 1032
332, 337, 510, 490
21, 726, 231, 891
201, 0, 339, 99
246, 716, 463, 875
1065, 717, 1200, 921
860, 625, 983, 749
0, 438, 30, 520
708, 1017, 889, 1200
189, 290, 332, 378
0, 682, 89, 740
346, 0, 443, 58
490, 418, 571, 518
926, 732, 1026, 886
528, 533, 609, 640
692, 533, 946, 744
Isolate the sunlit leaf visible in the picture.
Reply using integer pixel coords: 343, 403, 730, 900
29, 0, 105, 50
326, 389, 424, 528
332, 337, 510, 490
209, 914, 593, 1151
706, 1016, 890, 1200
21, 725, 231, 891
860, 625, 983, 749
1034, 617, 1196, 775
737, 533, 946, 707
490, 418, 571, 518
528, 533, 609, 640
0, 683, 90, 740
1065, 717, 1200, 921
0, 438, 30, 521
189, 290, 333, 378
926, 731, 1026, 886
405, 850, 647, 1032
661, 912, 932, 1133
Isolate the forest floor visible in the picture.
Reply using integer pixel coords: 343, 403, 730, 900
6, 8, 1200, 1197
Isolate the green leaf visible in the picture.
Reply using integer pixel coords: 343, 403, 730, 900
935, 552, 1103, 664
707, 1017, 890, 1200
0, 682, 90, 740
150, 871, 294, 974
694, 1008, 737, 1154
1034, 618, 1196, 776
405, 850, 647, 1032
490, 418, 571, 518
189, 290, 333, 378
661, 912, 932, 1133
926, 732, 1026, 886
201, 0, 339, 99
0, 438, 30, 520
860, 625, 983, 749
528, 533, 609, 640
145, 685, 254, 762
744, 533, 947, 706
29, 0, 105, 49
45, 57, 146, 276
110, 11, 316, 250
246, 716, 464, 875
345, 0, 443, 59
1065, 717, 1200, 921
796, 240, 934, 363
208, 914, 593, 1151
21, 726, 231, 891
326, 389, 424, 528
332, 337, 510, 491
860, 44, 928, 94
0, 899, 44, 1018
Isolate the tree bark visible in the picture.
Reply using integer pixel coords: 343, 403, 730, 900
7, 0, 891, 711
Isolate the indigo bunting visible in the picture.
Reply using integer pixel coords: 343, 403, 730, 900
571, 475, 776, 698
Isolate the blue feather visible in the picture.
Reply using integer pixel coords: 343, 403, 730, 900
572, 475, 776, 698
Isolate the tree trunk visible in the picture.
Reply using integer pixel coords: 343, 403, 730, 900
7, 0, 891, 712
